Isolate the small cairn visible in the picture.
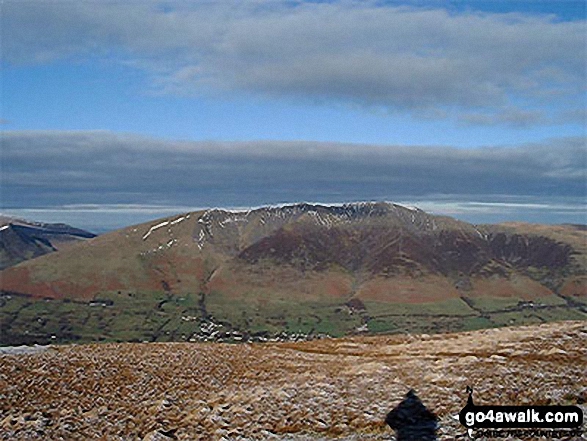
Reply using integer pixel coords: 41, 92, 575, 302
385, 389, 438, 441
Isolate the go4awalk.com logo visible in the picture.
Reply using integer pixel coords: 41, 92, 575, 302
458, 386, 584, 439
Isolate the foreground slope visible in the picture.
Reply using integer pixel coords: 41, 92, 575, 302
0, 321, 585, 440
1, 203, 585, 343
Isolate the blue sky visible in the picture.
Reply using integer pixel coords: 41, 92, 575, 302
4, 60, 584, 147
1, 1, 586, 231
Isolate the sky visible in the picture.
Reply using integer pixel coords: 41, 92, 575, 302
1, 0, 586, 232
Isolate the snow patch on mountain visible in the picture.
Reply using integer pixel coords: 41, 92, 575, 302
142, 221, 170, 240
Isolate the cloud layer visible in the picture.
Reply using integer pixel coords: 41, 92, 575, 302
4, 1, 585, 125
3, 131, 585, 227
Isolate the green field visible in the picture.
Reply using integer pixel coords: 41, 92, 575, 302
1, 291, 585, 345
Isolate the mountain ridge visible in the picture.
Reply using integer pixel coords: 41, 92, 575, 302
0, 216, 96, 270
1, 202, 585, 344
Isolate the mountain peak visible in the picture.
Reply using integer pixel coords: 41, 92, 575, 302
0, 217, 96, 270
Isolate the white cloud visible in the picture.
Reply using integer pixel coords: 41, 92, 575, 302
3, 1, 585, 125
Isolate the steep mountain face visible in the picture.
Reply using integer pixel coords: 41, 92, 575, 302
0, 217, 96, 270
0, 203, 585, 343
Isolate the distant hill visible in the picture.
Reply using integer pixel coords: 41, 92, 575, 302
0, 216, 96, 270
0, 202, 585, 344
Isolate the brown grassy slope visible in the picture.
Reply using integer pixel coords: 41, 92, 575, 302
1, 321, 585, 440
1, 204, 585, 306
484, 222, 587, 272
0, 211, 209, 299
484, 222, 587, 300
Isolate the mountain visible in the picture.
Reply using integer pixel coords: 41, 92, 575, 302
0, 216, 96, 270
0, 202, 585, 344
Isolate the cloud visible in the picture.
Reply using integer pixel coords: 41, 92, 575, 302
459, 108, 549, 128
3, 1, 585, 125
2, 131, 585, 221
558, 108, 587, 124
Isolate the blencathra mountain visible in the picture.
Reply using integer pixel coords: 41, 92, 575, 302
0, 216, 96, 270
1, 202, 585, 344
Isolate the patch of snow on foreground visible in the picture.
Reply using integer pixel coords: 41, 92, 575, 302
0, 345, 50, 356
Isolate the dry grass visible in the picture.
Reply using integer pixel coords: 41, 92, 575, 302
1, 321, 586, 440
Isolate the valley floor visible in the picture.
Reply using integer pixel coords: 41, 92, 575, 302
1, 321, 586, 440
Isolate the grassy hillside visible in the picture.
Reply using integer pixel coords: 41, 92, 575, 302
1, 204, 585, 344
